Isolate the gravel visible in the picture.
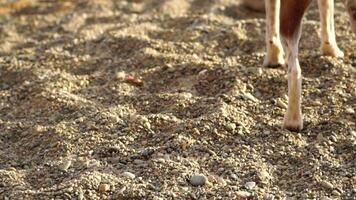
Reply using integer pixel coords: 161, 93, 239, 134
0, 0, 355, 200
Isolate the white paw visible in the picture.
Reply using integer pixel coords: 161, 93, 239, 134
321, 43, 344, 58
264, 43, 285, 68
283, 112, 303, 132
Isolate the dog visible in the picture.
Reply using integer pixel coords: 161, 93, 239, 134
243, 0, 356, 131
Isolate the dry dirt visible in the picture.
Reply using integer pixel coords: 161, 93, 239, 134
0, 0, 355, 199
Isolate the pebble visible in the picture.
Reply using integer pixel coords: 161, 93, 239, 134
317, 133, 324, 142
98, 183, 110, 193
190, 174, 208, 186
320, 180, 334, 189
242, 92, 259, 102
34, 125, 45, 132
320, 197, 332, 200
188, 192, 197, 199
143, 121, 151, 130
122, 172, 136, 179
230, 173, 238, 180
259, 170, 271, 181
351, 131, 356, 138
59, 160, 71, 172
155, 158, 166, 163
216, 177, 227, 186
236, 191, 251, 198
116, 72, 127, 80
217, 168, 225, 174
345, 107, 354, 114
345, 108, 355, 114
313, 100, 322, 106
330, 135, 337, 143
254, 90, 262, 97
207, 149, 216, 156
248, 67, 262, 75
78, 189, 84, 200
133, 159, 145, 165
332, 190, 341, 196
141, 148, 155, 157
244, 181, 256, 190
263, 130, 271, 135
264, 193, 275, 200
277, 99, 287, 109
198, 69, 208, 75
226, 123, 236, 131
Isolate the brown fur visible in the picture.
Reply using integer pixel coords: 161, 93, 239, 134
0, 0, 31, 14
280, 0, 312, 38
347, 0, 356, 33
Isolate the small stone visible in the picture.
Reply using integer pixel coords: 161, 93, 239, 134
254, 90, 262, 97
216, 177, 227, 186
64, 193, 72, 199
115, 71, 126, 80
244, 181, 256, 190
6, 167, 16, 171
320, 180, 334, 189
141, 148, 155, 157
313, 100, 322, 106
133, 159, 145, 165
78, 189, 84, 200
188, 192, 197, 199
248, 67, 262, 75
226, 123, 236, 131
34, 125, 46, 132
236, 191, 251, 198
230, 173, 238, 180
345, 107, 354, 114
317, 133, 324, 142
351, 131, 356, 138
320, 197, 332, 200
207, 149, 216, 156
122, 172, 135, 179
277, 99, 287, 109
190, 174, 208, 186
242, 92, 259, 102
332, 190, 341, 196
255, 68, 263, 76
198, 69, 207, 75
59, 160, 71, 172
98, 183, 110, 193
330, 135, 337, 143
155, 158, 166, 163
263, 130, 271, 135
259, 170, 271, 181
264, 193, 275, 200
143, 121, 151, 130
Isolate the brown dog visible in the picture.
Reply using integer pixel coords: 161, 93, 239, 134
243, 0, 356, 131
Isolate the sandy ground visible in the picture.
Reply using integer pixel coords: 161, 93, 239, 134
0, 0, 355, 199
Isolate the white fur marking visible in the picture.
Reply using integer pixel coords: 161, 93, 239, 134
264, 0, 285, 67
318, 0, 344, 57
